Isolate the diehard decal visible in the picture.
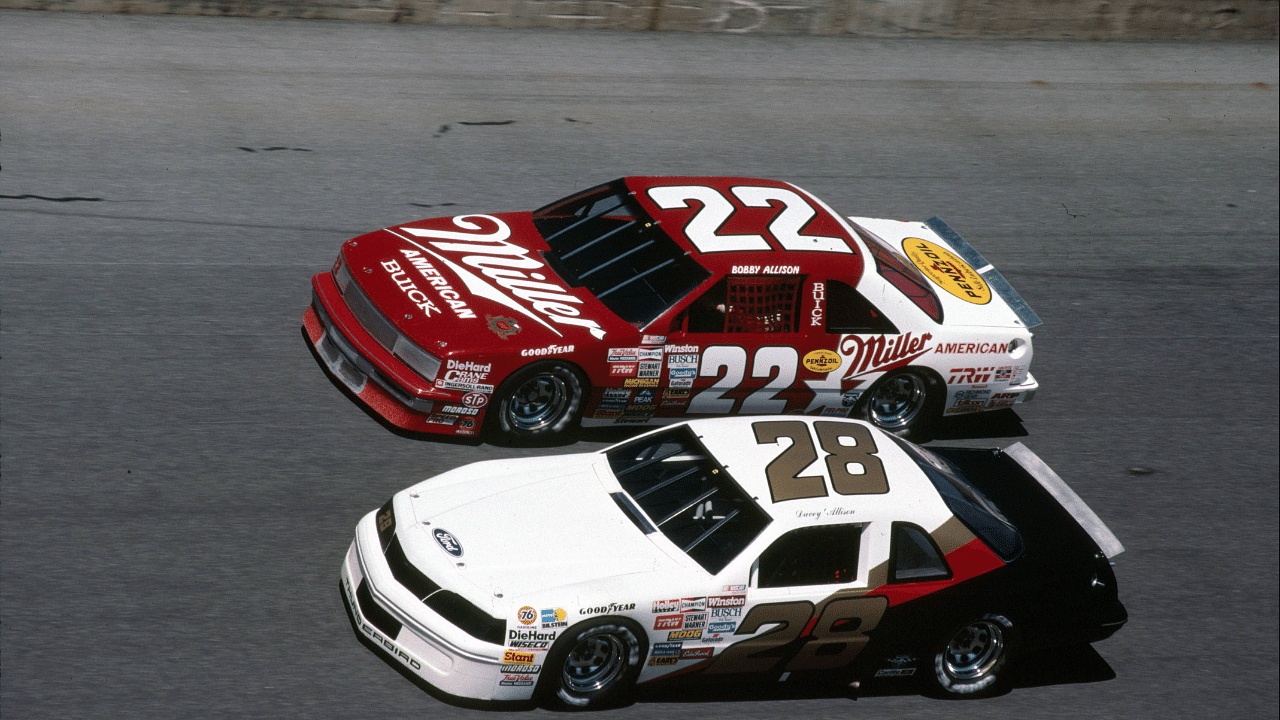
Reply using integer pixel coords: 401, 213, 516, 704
436, 359, 494, 393
902, 237, 991, 305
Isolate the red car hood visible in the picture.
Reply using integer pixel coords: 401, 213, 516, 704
340, 212, 634, 352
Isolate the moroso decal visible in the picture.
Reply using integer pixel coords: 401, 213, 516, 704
902, 238, 991, 305
394, 216, 607, 339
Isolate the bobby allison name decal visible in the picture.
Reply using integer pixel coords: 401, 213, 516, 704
385, 215, 607, 340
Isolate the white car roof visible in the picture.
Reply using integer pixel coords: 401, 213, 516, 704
646, 416, 955, 534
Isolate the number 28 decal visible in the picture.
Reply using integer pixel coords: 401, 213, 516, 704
753, 420, 888, 502
647, 185, 852, 255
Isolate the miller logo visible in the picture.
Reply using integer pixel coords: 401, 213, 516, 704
839, 332, 933, 380
393, 215, 608, 339
432, 528, 463, 557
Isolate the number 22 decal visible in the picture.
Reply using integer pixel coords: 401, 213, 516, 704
688, 346, 797, 415
647, 185, 852, 255
753, 420, 889, 502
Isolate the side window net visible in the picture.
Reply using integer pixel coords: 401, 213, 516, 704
890, 522, 952, 583
825, 279, 898, 334
758, 523, 863, 588
684, 275, 802, 334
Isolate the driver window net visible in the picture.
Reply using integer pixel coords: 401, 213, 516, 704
725, 276, 801, 334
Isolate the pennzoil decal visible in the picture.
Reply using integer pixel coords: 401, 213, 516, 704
802, 349, 840, 373
901, 238, 991, 305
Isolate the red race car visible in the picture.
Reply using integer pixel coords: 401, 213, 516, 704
304, 177, 1042, 443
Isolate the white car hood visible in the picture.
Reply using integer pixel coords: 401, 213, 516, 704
400, 454, 671, 601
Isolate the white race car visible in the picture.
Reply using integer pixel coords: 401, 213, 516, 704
341, 417, 1126, 708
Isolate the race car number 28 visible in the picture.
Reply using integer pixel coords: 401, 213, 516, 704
705, 594, 889, 676
752, 420, 888, 503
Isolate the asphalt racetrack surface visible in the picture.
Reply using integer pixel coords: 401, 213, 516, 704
2, 11, 1276, 719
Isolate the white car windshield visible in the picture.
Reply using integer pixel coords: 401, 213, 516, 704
606, 426, 771, 574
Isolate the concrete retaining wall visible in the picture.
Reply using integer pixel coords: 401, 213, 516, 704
3, 0, 1276, 39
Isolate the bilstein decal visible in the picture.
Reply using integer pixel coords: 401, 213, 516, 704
901, 238, 991, 305
390, 216, 608, 339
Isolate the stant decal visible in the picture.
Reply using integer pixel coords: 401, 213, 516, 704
432, 528, 463, 557
803, 348, 840, 373
396, 216, 608, 339
902, 238, 991, 305
503, 650, 536, 664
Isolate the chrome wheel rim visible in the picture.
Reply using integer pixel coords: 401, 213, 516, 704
506, 374, 568, 431
868, 373, 926, 430
562, 634, 626, 693
944, 620, 1005, 680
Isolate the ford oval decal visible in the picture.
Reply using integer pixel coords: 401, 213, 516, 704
433, 528, 463, 557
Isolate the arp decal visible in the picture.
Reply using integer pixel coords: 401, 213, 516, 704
901, 237, 991, 305
394, 215, 608, 339
753, 420, 888, 502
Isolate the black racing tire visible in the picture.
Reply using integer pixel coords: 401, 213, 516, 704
488, 361, 586, 445
858, 368, 941, 441
930, 614, 1016, 698
538, 618, 646, 711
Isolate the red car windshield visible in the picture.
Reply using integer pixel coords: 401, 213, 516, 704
851, 223, 945, 323
533, 181, 711, 327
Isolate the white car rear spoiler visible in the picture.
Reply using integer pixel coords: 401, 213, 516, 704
924, 217, 1043, 329
1002, 443, 1125, 558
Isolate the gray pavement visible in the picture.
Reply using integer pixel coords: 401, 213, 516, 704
1, 11, 1277, 720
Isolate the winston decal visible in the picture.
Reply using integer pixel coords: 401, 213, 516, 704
389, 216, 607, 340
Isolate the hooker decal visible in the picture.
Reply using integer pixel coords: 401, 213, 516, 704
392, 215, 608, 339
901, 238, 991, 305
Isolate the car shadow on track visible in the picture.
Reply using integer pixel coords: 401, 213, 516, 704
632, 643, 1115, 706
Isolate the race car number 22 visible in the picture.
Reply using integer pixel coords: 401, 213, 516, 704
647, 185, 852, 255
